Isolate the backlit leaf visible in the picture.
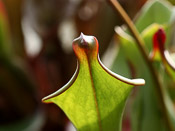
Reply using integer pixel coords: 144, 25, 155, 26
42, 34, 145, 131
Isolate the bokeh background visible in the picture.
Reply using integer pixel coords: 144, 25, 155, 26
1, 0, 170, 130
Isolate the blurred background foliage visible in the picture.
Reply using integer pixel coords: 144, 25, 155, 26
0, 0, 175, 131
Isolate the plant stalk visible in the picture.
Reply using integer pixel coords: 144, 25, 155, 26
107, 0, 174, 131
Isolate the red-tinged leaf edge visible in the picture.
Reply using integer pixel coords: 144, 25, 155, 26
42, 33, 145, 102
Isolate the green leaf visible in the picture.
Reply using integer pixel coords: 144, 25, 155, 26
135, 0, 173, 33
114, 24, 164, 69
110, 47, 131, 78
42, 34, 145, 131
114, 25, 168, 130
109, 1, 175, 130
114, 24, 175, 131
